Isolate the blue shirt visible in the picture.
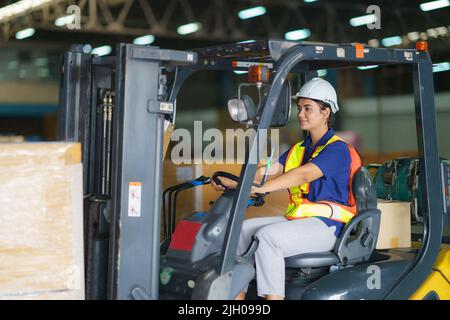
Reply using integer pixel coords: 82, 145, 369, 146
279, 129, 351, 236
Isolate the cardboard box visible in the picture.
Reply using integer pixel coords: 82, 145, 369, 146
0, 142, 84, 300
0, 136, 24, 143
376, 199, 411, 249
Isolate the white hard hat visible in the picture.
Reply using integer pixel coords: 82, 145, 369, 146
294, 78, 339, 113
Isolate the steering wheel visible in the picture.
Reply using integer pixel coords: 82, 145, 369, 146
212, 171, 267, 207
211, 171, 240, 189
212, 171, 267, 189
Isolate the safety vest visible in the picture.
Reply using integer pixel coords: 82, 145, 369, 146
284, 135, 362, 224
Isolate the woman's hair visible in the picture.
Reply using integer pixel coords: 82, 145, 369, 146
314, 99, 335, 128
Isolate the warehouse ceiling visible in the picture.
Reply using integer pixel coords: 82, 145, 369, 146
0, 0, 449, 53
0, 0, 448, 86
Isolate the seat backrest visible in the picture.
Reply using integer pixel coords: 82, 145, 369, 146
333, 166, 381, 265
352, 167, 378, 212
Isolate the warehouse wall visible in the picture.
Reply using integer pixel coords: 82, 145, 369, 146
1, 76, 449, 159
173, 91, 450, 160
0, 81, 58, 104
0, 81, 58, 140
340, 92, 450, 159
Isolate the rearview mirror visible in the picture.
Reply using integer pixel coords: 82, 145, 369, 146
228, 80, 292, 127
227, 95, 256, 123
268, 80, 291, 127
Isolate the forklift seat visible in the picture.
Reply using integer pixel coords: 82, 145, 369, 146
285, 167, 381, 269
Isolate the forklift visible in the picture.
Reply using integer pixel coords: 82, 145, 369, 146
58, 40, 450, 300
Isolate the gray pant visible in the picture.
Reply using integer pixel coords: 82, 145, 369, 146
237, 216, 338, 298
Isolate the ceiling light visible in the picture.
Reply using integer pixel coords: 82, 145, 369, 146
433, 62, 450, 73
0, 0, 53, 22
91, 45, 112, 57
368, 39, 380, 47
381, 36, 402, 47
177, 22, 201, 35
55, 14, 75, 27
238, 6, 266, 20
407, 32, 420, 41
82, 44, 92, 53
133, 35, 155, 45
317, 69, 327, 77
357, 65, 379, 70
420, 0, 450, 11
427, 28, 439, 38
349, 14, 377, 27
436, 26, 448, 35
284, 28, 311, 40
15, 27, 35, 40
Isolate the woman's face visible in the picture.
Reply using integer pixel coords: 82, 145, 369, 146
297, 98, 330, 131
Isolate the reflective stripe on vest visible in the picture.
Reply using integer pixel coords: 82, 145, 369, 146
283, 135, 362, 224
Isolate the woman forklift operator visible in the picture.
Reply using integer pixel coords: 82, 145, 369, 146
211, 78, 362, 300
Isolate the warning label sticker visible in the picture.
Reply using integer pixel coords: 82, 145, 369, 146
232, 61, 273, 68
128, 182, 142, 217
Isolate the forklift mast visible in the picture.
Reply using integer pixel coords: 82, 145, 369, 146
58, 44, 197, 299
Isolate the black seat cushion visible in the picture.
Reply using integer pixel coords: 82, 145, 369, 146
285, 252, 340, 269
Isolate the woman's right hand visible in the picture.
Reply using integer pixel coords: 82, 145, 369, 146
211, 176, 238, 191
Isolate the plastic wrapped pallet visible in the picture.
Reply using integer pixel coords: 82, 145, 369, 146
0, 142, 84, 300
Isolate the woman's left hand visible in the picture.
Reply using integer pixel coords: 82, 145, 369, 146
251, 185, 264, 194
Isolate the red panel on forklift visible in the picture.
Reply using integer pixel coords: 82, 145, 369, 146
169, 220, 202, 251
